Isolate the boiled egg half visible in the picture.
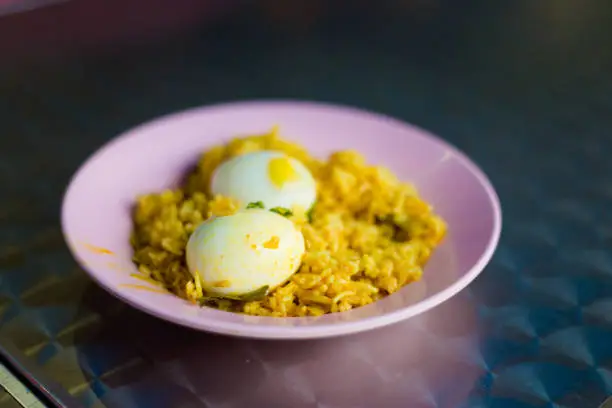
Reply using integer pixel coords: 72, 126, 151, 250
186, 209, 305, 298
211, 150, 316, 213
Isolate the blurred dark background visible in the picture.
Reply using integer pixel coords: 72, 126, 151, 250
1, 1, 611, 407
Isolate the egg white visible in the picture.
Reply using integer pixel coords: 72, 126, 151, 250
185, 209, 305, 297
210, 150, 316, 212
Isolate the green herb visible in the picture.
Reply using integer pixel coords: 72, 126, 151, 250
306, 204, 315, 223
269, 207, 293, 217
197, 285, 270, 305
197, 296, 221, 307
375, 214, 409, 242
246, 201, 265, 209
236, 285, 270, 301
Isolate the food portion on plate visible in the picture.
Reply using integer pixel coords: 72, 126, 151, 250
185, 208, 305, 300
211, 150, 317, 213
130, 126, 447, 317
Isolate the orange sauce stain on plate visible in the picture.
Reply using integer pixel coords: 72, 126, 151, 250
106, 262, 123, 270
83, 243, 114, 255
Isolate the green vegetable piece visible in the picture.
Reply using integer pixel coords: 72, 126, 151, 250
236, 285, 270, 301
198, 285, 270, 305
197, 296, 218, 306
306, 204, 315, 223
246, 201, 265, 209
269, 207, 293, 217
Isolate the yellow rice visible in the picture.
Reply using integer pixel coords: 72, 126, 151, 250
130, 127, 447, 317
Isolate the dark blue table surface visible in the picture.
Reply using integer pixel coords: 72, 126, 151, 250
0, 1, 611, 407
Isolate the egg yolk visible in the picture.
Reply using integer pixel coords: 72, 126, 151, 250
263, 236, 280, 249
268, 156, 300, 188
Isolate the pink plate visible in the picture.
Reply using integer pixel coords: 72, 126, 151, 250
61, 100, 501, 339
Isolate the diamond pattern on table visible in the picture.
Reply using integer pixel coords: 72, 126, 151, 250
0, 391, 22, 408
41, 348, 92, 396
491, 366, 550, 406
597, 369, 612, 394
583, 299, 612, 327
540, 328, 595, 369
0, 312, 51, 357
0, 296, 13, 324
522, 277, 580, 309
492, 309, 538, 343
